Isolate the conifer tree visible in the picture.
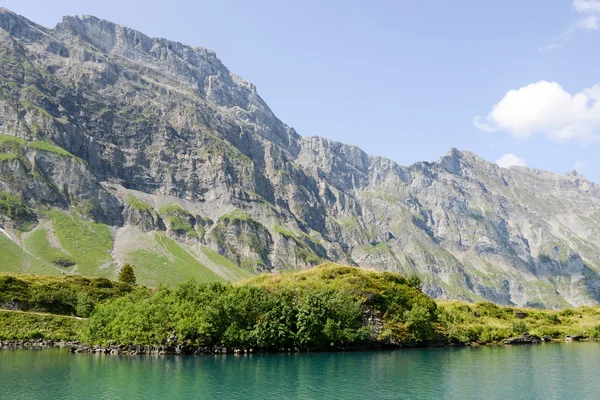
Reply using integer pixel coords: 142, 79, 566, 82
118, 263, 136, 285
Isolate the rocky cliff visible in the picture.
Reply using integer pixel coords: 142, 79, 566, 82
1, 8, 599, 308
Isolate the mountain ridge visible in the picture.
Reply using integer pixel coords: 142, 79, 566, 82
1, 8, 600, 308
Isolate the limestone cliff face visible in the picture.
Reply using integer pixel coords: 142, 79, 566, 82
1, 8, 600, 307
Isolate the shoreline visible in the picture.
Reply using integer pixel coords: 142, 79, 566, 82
1, 334, 593, 355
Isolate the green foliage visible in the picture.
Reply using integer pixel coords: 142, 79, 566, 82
590, 325, 600, 339
118, 264, 136, 285
0, 274, 133, 316
85, 280, 364, 349
85, 264, 436, 348
437, 300, 599, 344
511, 321, 528, 334
407, 274, 422, 291
404, 304, 435, 343
5, 266, 600, 348
0, 191, 33, 222
75, 292, 94, 317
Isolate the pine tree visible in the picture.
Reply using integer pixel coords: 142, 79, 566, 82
118, 263, 136, 285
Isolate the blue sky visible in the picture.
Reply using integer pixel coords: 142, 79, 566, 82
5, 1, 600, 181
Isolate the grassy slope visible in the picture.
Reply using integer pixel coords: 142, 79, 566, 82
4, 211, 246, 286
200, 246, 254, 281
0, 234, 60, 275
23, 225, 73, 267
45, 210, 114, 276
0, 310, 84, 341
0, 234, 31, 273
122, 232, 224, 286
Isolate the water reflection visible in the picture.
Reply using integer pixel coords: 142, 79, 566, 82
1, 343, 600, 399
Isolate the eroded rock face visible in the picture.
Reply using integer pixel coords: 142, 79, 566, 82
2, 8, 600, 307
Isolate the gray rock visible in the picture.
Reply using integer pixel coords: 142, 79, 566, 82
1, 8, 600, 307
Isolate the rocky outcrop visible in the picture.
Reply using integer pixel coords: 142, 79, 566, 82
2, 8, 600, 307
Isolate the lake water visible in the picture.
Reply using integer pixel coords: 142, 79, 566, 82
1, 343, 600, 399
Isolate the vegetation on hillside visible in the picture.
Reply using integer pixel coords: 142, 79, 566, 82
83, 264, 434, 348
437, 301, 600, 344
1, 265, 599, 350
158, 203, 198, 238
0, 191, 34, 224
0, 311, 84, 341
0, 274, 134, 317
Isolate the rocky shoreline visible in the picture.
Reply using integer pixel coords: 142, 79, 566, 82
1, 334, 591, 355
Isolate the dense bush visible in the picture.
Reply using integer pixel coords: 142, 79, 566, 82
85, 282, 366, 349
84, 265, 438, 348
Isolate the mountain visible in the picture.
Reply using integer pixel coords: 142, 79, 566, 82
1, 8, 600, 308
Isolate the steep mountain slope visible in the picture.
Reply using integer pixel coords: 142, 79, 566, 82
1, 8, 599, 307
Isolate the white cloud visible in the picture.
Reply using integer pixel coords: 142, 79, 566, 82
542, 1, 600, 50
577, 14, 600, 29
473, 81, 600, 142
496, 154, 527, 169
574, 0, 600, 13
574, 160, 586, 169
539, 23, 576, 51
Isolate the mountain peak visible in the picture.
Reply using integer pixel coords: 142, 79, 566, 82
0, 7, 47, 40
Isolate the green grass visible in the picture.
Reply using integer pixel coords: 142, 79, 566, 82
201, 246, 254, 281
23, 226, 75, 269
0, 134, 82, 164
0, 233, 63, 276
273, 224, 324, 265
0, 234, 32, 273
437, 300, 600, 344
123, 232, 223, 287
45, 210, 113, 276
158, 203, 198, 238
218, 209, 256, 224
126, 194, 154, 213
0, 310, 84, 340
0, 273, 134, 316
0, 191, 33, 222
0, 153, 18, 162
28, 141, 78, 159
0, 134, 26, 154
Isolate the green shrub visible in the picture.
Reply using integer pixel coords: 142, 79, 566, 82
590, 325, 600, 339
404, 304, 435, 343
511, 321, 528, 335
75, 292, 94, 317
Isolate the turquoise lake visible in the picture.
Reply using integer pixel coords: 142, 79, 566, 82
1, 343, 600, 399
